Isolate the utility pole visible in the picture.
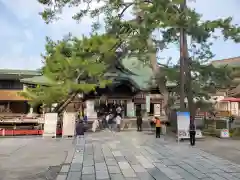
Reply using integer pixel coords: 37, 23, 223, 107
179, 0, 187, 111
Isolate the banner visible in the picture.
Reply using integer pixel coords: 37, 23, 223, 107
146, 95, 150, 113
177, 112, 190, 140
43, 113, 58, 137
62, 112, 76, 137
177, 112, 203, 139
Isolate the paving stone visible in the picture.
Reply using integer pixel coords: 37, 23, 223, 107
70, 163, 82, 172
67, 171, 81, 180
136, 156, 155, 169
115, 156, 127, 162
55, 131, 240, 180
131, 165, 147, 173
178, 162, 207, 179
110, 174, 125, 180
118, 161, 132, 170
122, 169, 137, 178
168, 166, 199, 180
56, 174, 67, 180
60, 165, 70, 173
136, 172, 155, 180
160, 159, 177, 166
125, 156, 140, 165
107, 166, 121, 174
154, 163, 182, 179
231, 173, 240, 178
82, 166, 95, 175
112, 151, 123, 156
83, 160, 94, 166
106, 159, 118, 166
81, 174, 95, 180
207, 173, 227, 180
96, 171, 109, 179
95, 162, 107, 171
147, 167, 171, 180
65, 150, 75, 164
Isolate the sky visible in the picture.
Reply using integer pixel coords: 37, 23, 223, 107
0, 0, 240, 70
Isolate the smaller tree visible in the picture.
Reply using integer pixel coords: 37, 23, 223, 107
21, 34, 118, 112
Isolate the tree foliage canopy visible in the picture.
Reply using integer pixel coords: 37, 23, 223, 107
21, 34, 118, 107
38, 0, 240, 114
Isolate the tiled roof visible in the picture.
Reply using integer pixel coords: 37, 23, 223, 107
20, 76, 55, 85
212, 57, 240, 67
0, 69, 40, 75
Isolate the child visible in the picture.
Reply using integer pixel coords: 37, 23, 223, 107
92, 119, 99, 132
116, 115, 122, 132
154, 116, 161, 138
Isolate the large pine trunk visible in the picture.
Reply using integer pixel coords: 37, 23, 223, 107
52, 93, 78, 114
147, 39, 169, 117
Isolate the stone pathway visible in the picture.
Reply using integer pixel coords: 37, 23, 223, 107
56, 131, 240, 180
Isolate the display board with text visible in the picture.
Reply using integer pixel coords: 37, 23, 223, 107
43, 113, 58, 137
177, 112, 203, 140
62, 112, 76, 137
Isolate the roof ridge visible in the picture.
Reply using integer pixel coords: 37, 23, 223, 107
212, 56, 240, 63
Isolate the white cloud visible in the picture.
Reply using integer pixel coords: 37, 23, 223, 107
1, 0, 240, 70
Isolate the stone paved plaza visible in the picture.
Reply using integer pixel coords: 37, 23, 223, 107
57, 131, 240, 180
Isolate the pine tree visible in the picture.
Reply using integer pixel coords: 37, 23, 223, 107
38, 0, 240, 117
21, 34, 118, 112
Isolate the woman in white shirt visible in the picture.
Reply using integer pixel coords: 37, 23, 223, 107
116, 115, 122, 132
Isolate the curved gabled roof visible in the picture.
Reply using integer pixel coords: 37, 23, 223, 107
20, 56, 154, 90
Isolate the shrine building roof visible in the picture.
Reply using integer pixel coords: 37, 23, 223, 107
0, 69, 40, 80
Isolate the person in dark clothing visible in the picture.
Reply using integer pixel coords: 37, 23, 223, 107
136, 116, 143, 131
189, 122, 196, 146
76, 120, 84, 145
136, 106, 142, 132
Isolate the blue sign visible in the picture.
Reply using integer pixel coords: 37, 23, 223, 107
177, 112, 190, 117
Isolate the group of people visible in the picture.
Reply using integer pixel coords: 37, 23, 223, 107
75, 105, 196, 146
92, 105, 123, 132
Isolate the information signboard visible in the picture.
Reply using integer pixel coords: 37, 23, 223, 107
177, 112, 190, 141
177, 112, 203, 140
220, 129, 229, 138
43, 113, 58, 137
62, 112, 76, 137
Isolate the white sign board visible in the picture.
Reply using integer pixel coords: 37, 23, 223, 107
127, 101, 135, 117
154, 104, 161, 116
177, 112, 190, 131
43, 113, 58, 137
86, 100, 97, 118
220, 129, 229, 138
177, 112, 190, 140
146, 95, 150, 113
62, 112, 76, 137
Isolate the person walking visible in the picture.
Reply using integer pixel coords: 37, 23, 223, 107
154, 117, 161, 138
116, 115, 122, 132
108, 113, 115, 131
189, 122, 196, 146
75, 120, 84, 146
136, 115, 143, 132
